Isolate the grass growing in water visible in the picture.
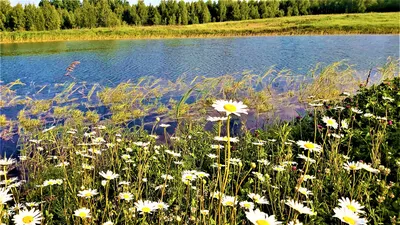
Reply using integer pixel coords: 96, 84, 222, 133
0, 12, 399, 43
0, 60, 399, 224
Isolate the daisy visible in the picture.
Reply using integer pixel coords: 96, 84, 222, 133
248, 193, 269, 204
0, 188, 13, 204
322, 117, 338, 129
211, 144, 224, 149
297, 154, 316, 164
214, 136, 239, 142
99, 170, 119, 180
212, 100, 248, 116
351, 108, 363, 114
159, 124, 170, 128
161, 174, 174, 180
333, 207, 367, 225
338, 197, 365, 214
119, 192, 134, 202
207, 153, 217, 159
200, 210, 209, 215
360, 163, 379, 174
155, 201, 169, 210
343, 161, 362, 171
273, 165, 285, 172
245, 209, 282, 225
222, 196, 238, 207
77, 189, 99, 199
134, 200, 157, 214
207, 116, 228, 122
382, 96, 394, 102
288, 220, 303, 225
103, 221, 113, 225
0, 158, 16, 166
285, 200, 315, 215
239, 201, 255, 210
252, 172, 265, 182
12, 208, 42, 225
195, 171, 210, 178
296, 141, 322, 152
296, 187, 313, 197
257, 159, 270, 166
74, 207, 91, 219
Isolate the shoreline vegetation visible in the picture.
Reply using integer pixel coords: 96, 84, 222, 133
1, 12, 399, 43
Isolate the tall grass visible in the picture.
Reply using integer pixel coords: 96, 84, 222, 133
0, 59, 399, 225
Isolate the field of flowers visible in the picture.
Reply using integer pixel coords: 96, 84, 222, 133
0, 60, 399, 225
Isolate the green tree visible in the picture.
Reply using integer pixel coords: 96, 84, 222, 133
24, 4, 37, 31
42, 2, 60, 30
200, 1, 211, 23
9, 4, 26, 31
240, 0, 250, 20
79, 0, 97, 28
0, 0, 12, 30
178, 0, 188, 25
96, 0, 120, 27
62, 0, 80, 12
148, 5, 161, 25
231, 1, 241, 20
217, 0, 227, 21
60, 9, 75, 29
137, 0, 148, 25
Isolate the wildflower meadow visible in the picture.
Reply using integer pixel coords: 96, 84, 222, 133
0, 60, 399, 225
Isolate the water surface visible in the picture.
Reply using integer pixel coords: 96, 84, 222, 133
1, 35, 399, 93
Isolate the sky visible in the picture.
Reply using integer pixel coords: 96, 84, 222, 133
9, 0, 163, 6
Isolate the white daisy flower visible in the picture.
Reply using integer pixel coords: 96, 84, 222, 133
322, 116, 338, 129
245, 209, 282, 225
134, 200, 157, 214
119, 192, 134, 202
99, 170, 119, 180
74, 207, 91, 219
333, 207, 367, 225
12, 208, 42, 225
338, 197, 365, 214
343, 161, 362, 171
285, 200, 315, 215
212, 100, 248, 116
77, 189, 99, 199
296, 141, 322, 152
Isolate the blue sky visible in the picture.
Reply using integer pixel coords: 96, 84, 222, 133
10, 0, 163, 6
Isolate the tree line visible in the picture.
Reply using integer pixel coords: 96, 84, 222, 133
0, 0, 399, 31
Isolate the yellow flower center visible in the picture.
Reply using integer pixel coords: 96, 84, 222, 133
225, 201, 234, 206
22, 215, 34, 223
327, 120, 335, 125
244, 203, 251, 208
142, 206, 151, 213
78, 212, 87, 218
223, 104, 237, 113
346, 204, 357, 212
186, 175, 193, 180
84, 193, 92, 197
304, 143, 315, 149
349, 165, 357, 170
343, 216, 356, 225
256, 220, 270, 225
123, 194, 130, 199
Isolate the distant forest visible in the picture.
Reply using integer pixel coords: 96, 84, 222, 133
0, 0, 399, 31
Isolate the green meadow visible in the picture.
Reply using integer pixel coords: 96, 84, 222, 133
1, 12, 399, 43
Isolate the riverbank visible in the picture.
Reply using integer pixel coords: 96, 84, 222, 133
1, 12, 399, 43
